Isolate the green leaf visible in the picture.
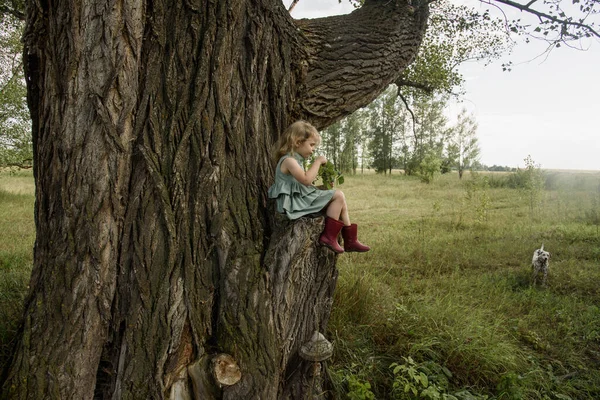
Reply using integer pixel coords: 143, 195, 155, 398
441, 366, 453, 378
419, 372, 429, 387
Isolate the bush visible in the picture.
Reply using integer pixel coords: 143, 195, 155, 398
417, 151, 443, 184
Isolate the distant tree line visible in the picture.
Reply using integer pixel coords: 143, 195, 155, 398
485, 165, 518, 172
319, 86, 482, 183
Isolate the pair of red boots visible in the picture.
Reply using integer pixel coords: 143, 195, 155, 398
319, 217, 370, 254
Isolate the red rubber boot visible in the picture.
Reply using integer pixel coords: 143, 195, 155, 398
342, 224, 370, 252
319, 217, 345, 254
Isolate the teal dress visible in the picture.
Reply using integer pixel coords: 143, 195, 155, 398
268, 153, 335, 220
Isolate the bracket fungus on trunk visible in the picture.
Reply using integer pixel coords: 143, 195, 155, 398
212, 354, 242, 387
299, 331, 334, 362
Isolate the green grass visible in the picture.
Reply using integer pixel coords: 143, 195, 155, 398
0, 169, 35, 373
1, 169, 600, 399
330, 170, 600, 399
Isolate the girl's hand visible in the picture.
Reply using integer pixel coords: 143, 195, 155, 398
315, 155, 327, 165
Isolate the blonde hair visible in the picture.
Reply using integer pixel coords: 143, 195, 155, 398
273, 120, 321, 163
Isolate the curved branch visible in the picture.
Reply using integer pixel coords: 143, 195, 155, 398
396, 89, 418, 140
488, 0, 600, 39
294, 0, 429, 129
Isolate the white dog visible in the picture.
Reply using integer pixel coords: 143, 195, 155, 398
532, 244, 550, 286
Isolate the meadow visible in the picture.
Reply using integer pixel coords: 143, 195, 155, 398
329, 169, 600, 399
0, 168, 599, 399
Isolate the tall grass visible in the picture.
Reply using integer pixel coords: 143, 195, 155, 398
330, 170, 600, 399
0, 169, 35, 374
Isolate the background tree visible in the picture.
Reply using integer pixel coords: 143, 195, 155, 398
338, 110, 364, 174
358, 112, 372, 174
367, 87, 408, 174
446, 108, 480, 179
321, 107, 370, 175
0, 12, 30, 167
321, 120, 342, 167
405, 94, 451, 178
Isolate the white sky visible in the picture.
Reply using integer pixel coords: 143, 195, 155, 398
285, 0, 600, 171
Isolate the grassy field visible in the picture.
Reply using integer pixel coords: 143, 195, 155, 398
0, 169, 35, 372
1, 168, 599, 399
329, 170, 600, 399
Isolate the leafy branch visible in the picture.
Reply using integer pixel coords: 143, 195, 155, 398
489, 0, 600, 41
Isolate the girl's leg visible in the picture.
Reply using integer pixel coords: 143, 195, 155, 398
326, 190, 351, 226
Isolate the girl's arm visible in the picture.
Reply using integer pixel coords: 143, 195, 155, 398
281, 156, 326, 186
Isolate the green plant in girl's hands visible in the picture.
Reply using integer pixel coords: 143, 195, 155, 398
319, 161, 344, 189
307, 159, 344, 189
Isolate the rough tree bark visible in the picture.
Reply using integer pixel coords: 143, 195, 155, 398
2, 0, 428, 398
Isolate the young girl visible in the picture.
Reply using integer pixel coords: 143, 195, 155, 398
268, 120, 369, 254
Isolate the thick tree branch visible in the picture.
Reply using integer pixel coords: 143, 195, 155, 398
294, 0, 429, 129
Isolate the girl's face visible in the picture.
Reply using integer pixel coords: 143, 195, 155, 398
295, 135, 318, 159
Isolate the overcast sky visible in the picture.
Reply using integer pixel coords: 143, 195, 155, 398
285, 0, 600, 171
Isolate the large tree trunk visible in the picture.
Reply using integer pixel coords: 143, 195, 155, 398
2, 0, 427, 398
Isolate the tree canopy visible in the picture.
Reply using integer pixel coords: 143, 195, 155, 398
396, 0, 513, 95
